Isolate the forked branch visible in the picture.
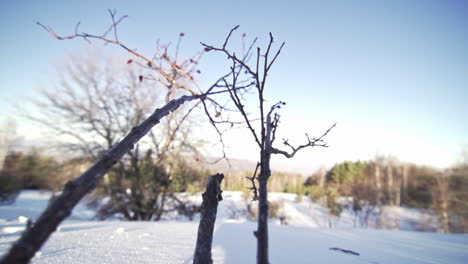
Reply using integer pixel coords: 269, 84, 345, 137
37, 11, 198, 96
271, 123, 337, 158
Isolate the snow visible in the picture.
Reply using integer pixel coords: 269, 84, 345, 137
1, 190, 467, 263
214, 222, 468, 264
0, 190, 95, 222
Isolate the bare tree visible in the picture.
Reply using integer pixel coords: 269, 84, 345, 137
433, 172, 451, 233
201, 27, 335, 264
0, 120, 21, 202
29, 50, 204, 221
0, 120, 18, 171
1, 11, 236, 264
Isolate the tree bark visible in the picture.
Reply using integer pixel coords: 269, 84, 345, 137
254, 107, 282, 264
193, 173, 224, 264
257, 176, 270, 264
0, 95, 198, 264
256, 114, 273, 264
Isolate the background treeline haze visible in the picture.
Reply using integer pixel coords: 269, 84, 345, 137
1, 149, 466, 233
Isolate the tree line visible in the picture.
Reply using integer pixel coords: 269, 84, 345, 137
3, 148, 467, 234
302, 156, 468, 233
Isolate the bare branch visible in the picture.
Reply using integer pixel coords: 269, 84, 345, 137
246, 162, 260, 201
266, 41, 285, 72
200, 98, 230, 164
74, 21, 81, 35
200, 26, 258, 77
223, 25, 239, 49
224, 78, 261, 147
37, 19, 197, 96
271, 123, 336, 158
103, 9, 128, 42
270, 113, 280, 145
156, 100, 201, 163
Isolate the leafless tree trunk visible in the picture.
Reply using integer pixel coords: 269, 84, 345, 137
193, 173, 224, 264
319, 167, 327, 188
256, 132, 273, 262
387, 165, 394, 206
394, 168, 401, 207
375, 164, 382, 205
401, 164, 408, 205
374, 164, 385, 228
434, 173, 451, 233
0, 95, 199, 264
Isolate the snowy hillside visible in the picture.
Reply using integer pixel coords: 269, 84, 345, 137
1, 191, 467, 263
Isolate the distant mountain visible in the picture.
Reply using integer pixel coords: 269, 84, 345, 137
188, 156, 313, 176
187, 156, 258, 174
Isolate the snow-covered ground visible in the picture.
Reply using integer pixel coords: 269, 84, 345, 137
1, 190, 467, 263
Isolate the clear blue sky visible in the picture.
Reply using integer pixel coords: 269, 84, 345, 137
0, 0, 466, 172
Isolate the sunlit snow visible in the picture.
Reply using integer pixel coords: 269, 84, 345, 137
1, 191, 467, 263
